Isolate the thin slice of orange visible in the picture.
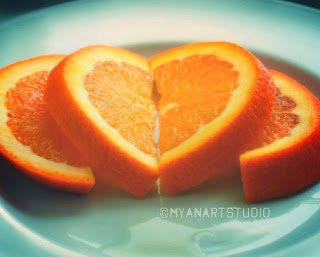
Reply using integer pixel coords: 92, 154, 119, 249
46, 46, 158, 197
0, 55, 94, 193
240, 70, 320, 203
151, 42, 275, 195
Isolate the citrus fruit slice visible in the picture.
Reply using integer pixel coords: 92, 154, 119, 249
0, 55, 94, 193
151, 42, 275, 195
240, 70, 320, 203
46, 46, 158, 197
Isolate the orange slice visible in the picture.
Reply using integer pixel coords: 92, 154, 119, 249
151, 42, 275, 195
46, 46, 158, 197
0, 55, 94, 193
240, 70, 320, 203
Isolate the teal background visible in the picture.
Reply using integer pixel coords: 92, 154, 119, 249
0, 0, 320, 256
0, 0, 319, 22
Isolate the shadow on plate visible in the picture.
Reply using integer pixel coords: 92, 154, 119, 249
0, 153, 160, 217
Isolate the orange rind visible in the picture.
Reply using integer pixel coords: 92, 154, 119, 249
241, 70, 320, 203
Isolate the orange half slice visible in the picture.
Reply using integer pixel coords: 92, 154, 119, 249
0, 56, 94, 193
241, 70, 320, 203
46, 46, 158, 197
151, 42, 275, 195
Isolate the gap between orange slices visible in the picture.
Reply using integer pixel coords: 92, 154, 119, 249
0, 55, 94, 193
240, 70, 320, 203
46, 42, 275, 197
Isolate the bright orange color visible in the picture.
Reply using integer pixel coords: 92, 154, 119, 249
7, 71, 85, 166
154, 55, 239, 152
46, 46, 158, 197
84, 61, 157, 157
151, 42, 275, 195
0, 56, 94, 193
241, 70, 320, 203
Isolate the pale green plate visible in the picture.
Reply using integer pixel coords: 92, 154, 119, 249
0, 0, 320, 256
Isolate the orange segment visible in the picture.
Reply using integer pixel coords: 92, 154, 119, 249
46, 46, 158, 197
154, 55, 239, 152
252, 87, 299, 147
0, 56, 94, 193
151, 42, 275, 195
6, 71, 85, 167
241, 70, 320, 203
84, 61, 157, 157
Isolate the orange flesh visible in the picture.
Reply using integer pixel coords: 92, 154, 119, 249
254, 87, 299, 147
153, 55, 239, 153
84, 61, 157, 157
6, 71, 85, 167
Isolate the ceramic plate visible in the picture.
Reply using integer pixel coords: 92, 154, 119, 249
0, 0, 320, 256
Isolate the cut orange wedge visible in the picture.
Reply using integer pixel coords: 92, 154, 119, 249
241, 70, 320, 203
0, 55, 94, 193
46, 46, 158, 197
151, 42, 275, 195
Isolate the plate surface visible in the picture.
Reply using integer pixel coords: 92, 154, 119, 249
0, 0, 320, 256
